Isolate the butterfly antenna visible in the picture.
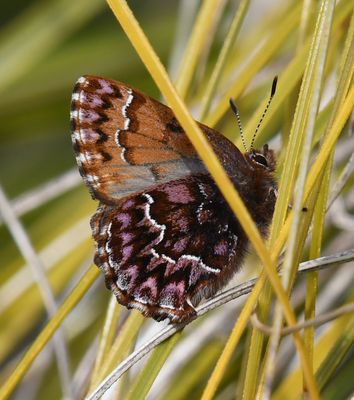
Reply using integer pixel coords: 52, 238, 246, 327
250, 76, 278, 150
229, 98, 248, 152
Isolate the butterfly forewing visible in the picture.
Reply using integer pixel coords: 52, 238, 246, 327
70, 75, 208, 203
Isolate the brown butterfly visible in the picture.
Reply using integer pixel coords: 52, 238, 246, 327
70, 75, 277, 323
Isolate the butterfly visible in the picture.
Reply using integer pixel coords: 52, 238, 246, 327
70, 75, 278, 323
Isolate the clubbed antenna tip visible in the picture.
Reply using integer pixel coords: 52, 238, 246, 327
249, 76, 278, 150
229, 98, 238, 115
271, 76, 278, 97
229, 98, 248, 152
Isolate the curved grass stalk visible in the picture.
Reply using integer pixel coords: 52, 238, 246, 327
251, 302, 354, 336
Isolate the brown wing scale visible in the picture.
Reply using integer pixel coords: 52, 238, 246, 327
71, 76, 201, 203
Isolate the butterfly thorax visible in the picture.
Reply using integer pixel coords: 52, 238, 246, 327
208, 141, 277, 236
238, 145, 277, 234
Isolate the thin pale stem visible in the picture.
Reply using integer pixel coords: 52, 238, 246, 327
0, 185, 73, 399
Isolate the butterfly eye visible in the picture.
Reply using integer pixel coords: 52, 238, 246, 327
252, 153, 268, 167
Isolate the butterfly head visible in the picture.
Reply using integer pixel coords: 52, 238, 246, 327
229, 76, 278, 173
245, 144, 276, 172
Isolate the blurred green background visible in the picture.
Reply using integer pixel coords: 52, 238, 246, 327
1, 1, 353, 399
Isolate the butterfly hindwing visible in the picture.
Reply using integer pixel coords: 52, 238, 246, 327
91, 174, 247, 323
